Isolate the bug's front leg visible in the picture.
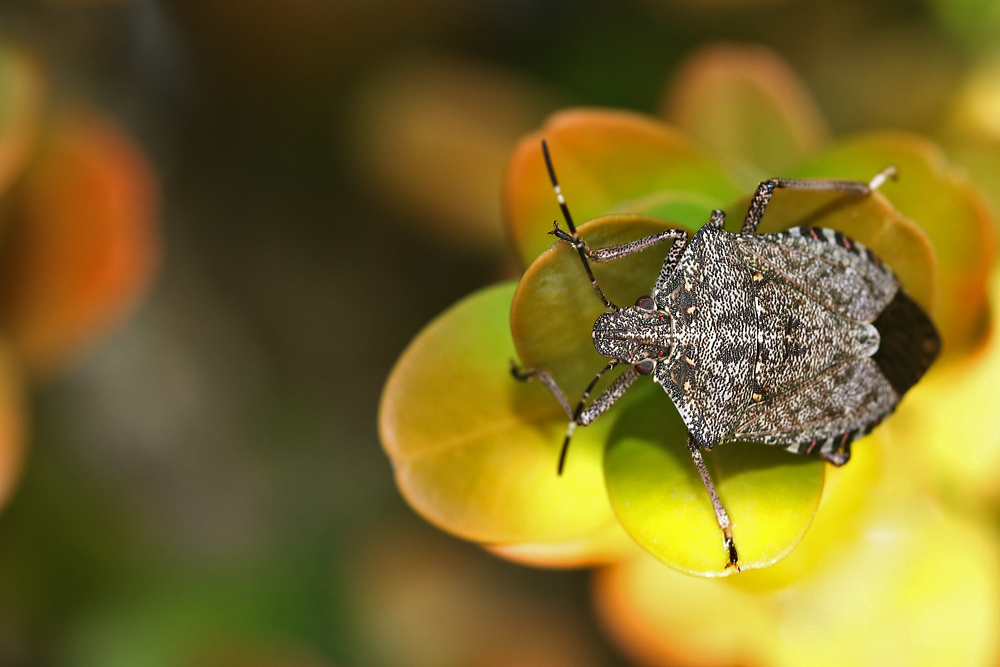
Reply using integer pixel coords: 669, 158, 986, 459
512, 360, 639, 474
686, 432, 739, 568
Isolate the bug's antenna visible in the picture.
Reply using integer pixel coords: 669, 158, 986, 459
542, 139, 576, 235
541, 140, 617, 311
557, 428, 573, 475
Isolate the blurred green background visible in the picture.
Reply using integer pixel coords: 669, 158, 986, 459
0, 0, 993, 664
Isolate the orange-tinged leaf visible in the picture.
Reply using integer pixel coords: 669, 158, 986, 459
504, 108, 741, 264
0, 40, 45, 199
663, 43, 830, 183
790, 133, 994, 354
380, 282, 619, 546
595, 493, 1000, 667
595, 550, 779, 667
0, 108, 160, 377
486, 519, 640, 569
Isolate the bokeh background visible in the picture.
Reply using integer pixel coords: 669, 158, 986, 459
0, 0, 997, 665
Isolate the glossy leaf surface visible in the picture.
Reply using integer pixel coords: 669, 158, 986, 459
511, 214, 687, 393
595, 489, 1000, 667
604, 390, 825, 576
380, 281, 619, 547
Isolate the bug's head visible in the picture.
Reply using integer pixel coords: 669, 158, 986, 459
592, 296, 673, 375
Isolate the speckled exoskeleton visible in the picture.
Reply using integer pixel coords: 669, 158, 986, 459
512, 141, 941, 569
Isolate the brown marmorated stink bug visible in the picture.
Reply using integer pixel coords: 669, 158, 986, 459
512, 141, 941, 569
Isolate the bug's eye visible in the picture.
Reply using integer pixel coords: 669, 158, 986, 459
634, 359, 655, 375
635, 296, 655, 311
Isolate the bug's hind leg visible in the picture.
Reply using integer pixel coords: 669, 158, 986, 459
687, 432, 739, 568
740, 166, 898, 235
816, 436, 852, 467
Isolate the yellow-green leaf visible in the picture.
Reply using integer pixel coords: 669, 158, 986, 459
594, 487, 1000, 667
379, 281, 618, 546
604, 390, 826, 577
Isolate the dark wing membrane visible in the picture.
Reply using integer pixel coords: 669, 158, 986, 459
735, 226, 898, 323
872, 289, 941, 396
726, 356, 899, 447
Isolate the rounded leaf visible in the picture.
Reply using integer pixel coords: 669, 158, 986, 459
380, 281, 619, 547
594, 494, 1000, 667
790, 133, 994, 353
485, 519, 640, 569
504, 108, 741, 264
662, 43, 830, 182
604, 390, 825, 576
0, 108, 160, 377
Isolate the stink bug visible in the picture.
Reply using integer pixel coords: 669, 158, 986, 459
512, 141, 940, 569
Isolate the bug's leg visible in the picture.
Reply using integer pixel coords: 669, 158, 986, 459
519, 358, 641, 474
817, 436, 852, 467
583, 208, 722, 269
510, 361, 576, 420
740, 166, 898, 235
556, 361, 640, 474
555, 222, 700, 308
704, 208, 726, 230
584, 227, 690, 264
511, 360, 639, 473
542, 140, 617, 310
686, 431, 739, 568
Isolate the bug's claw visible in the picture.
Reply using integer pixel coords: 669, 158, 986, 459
725, 537, 739, 569
549, 221, 577, 244
509, 360, 533, 381
549, 223, 591, 255
722, 526, 739, 569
